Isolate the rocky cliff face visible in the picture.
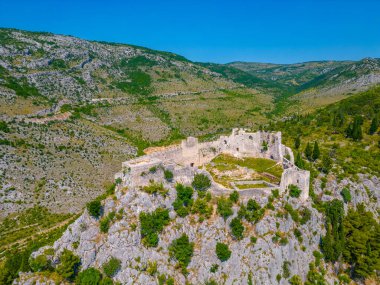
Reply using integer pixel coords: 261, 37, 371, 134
23, 162, 331, 285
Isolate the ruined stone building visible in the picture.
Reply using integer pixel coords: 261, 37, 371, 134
116, 129, 310, 201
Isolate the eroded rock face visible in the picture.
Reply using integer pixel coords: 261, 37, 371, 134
30, 163, 325, 285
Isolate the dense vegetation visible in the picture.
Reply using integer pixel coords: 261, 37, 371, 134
168, 234, 194, 274
215, 242, 231, 262
321, 200, 380, 279
139, 208, 170, 247
273, 86, 380, 178
172, 184, 194, 217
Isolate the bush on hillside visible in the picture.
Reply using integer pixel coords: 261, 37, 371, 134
230, 217, 244, 240
229, 190, 239, 203
168, 234, 194, 273
75, 267, 102, 285
102, 257, 121, 277
217, 197, 233, 220
192, 173, 211, 191
139, 208, 170, 247
87, 200, 101, 218
215, 242, 231, 262
56, 249, 81, 280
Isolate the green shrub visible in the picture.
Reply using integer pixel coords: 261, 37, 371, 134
147, 261, 158, 276
272, 189, 279, 198
173, 184, 193, 218
141, 182, 168, 196
139, 208, 170, 247
164, 169, 174, 181
102, 257, 121, 277
284, 203, 299, 223
289, 275, 302, 285
87, 200, 101, 218
100, 217, 110, 233
99, 277, 113, 285
289, 185, 301, 198
75, 267, 102, 285
149, 166, 157, 173
238, 199, 264, 223
0, 121, 10, 133
300, 208, 311, 225
56, 249, 81, 280
250, 236, 257, 245
340, 187, 351, 203
29, 254, 50, 272
217, 197, 233, 219
229, 190, 239, 203
191, 198, 213, 218
210, 264, 219, 273
215, 242, 231, 262
168, 234, 194, 272
192, 173, 211, 191
282, 261, 291, 278
230, 217, 244, 240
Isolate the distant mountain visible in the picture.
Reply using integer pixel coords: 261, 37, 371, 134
229, 58, 380, 111
0, 28, 237, 103
227, 61, 351, 88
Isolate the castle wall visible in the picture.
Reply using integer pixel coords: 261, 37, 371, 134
118, 129, 310, 202
280, 168, 310, 202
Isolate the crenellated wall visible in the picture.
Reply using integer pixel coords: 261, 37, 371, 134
117, 129, 310, 201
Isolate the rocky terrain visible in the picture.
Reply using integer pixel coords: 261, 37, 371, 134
1, 28, 380, 285
18, 162, 324, 285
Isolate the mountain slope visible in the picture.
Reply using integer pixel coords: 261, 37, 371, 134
0, 28, 273, 221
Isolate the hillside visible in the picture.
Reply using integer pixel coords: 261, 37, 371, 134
229, 58, 380, 113
1, 28, 380, 285
2, 87, 380, 285
0, 28, 274, 220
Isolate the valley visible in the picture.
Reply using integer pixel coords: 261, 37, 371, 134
0, 28, 379, 285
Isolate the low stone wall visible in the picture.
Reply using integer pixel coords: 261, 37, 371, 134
118, 129, 310, 201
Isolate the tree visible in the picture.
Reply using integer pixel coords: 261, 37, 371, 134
229, 190, 239, 203
139, 208, 170, 247
87, 200, 101, 218
321, 155, 332, 174
230, 217, 244, 240
343, 204, 380, 278
102, 257, 121, 277
56, 249, 81, 280
321, 200, 344, 262
346, 116, 363, 141
369, 117, 379, 135
295, 152, 304, 169
172, 184, 193, 217
217, 197, 233, 220
192, 173, 211, 191
294, 136, 301, 150
168, 234, 194, 272
312, 141, 320, 161
215, 242, 231, 262
304, 142, 313, 161
29, 254, 50, 272
75, 268, 102, 285
340, 188, 351, 203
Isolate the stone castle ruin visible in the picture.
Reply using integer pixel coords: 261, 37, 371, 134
116, 129, 310, 201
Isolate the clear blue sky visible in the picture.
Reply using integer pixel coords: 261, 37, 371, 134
1, 0, 380, 63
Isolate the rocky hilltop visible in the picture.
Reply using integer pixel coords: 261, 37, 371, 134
19, 130, 328, 285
